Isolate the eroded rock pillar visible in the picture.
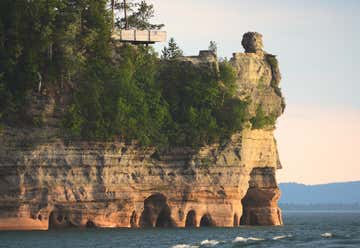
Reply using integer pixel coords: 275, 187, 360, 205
240, 167, 283, 226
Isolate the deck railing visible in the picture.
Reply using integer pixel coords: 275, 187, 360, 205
112, 29, 167, 44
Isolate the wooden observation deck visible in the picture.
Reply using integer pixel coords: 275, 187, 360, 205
112, 29, 167, 44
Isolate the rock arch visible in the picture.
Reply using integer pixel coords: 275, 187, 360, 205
185, 210, 197, 227
199, 214, 214, 227
139, 193, 175, 228
155, 207, 173, 227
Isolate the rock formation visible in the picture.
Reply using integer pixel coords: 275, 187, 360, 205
241, 32, 264, 54
0, 32, 284, 230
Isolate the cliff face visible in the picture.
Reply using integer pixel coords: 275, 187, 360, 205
0, 32, 284, 230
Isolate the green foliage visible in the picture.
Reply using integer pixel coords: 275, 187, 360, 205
216, 98, 250, 137
1, 0, 251, 149
64, 45, 170, 146
33, 115, 45, 128
0, 73, 15, 122
116, 0, 164, 30
161, 38, 183, 60
158, 59, 249, 147
250, 105, 276, 129
0, 0, 112, 124
218, 60, 236, 95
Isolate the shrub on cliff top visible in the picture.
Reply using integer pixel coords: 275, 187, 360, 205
250, 105, 276, 129
158, 58, 249, 147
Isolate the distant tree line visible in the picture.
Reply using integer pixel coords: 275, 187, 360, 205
280, 203, 360, 211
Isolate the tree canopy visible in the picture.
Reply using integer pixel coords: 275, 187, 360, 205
0, 0, 252, 148
0, 0, 112, 124
115, 0, 164, 30
161, 38, 183, 60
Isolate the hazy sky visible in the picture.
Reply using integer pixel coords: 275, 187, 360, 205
147, 0, 360, 184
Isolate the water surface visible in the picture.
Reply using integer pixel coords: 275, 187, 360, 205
1, 211, 359, 248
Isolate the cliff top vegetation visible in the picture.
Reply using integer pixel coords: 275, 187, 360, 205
0, 0, 260, 148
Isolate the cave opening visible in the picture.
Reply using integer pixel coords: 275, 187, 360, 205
86, 220, 96, 228
139, 193, 175, 228
57, 214, 63, 222
200, 214, 214, 227
130, 211, 138, 228
185, 210, 197, 227
48, 211, 72, 229
155, 206, 173, 228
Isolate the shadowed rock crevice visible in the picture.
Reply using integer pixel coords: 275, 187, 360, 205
139, 193, 175, 228
48, 210, 73, 229
130, 211, 138, 228
233, 214, 239, 227
86, 220, 95, 228
200, 214, 214, 227
185, 210, 197, 227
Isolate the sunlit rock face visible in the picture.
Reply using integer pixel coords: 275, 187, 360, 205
231, 33, 284, 118
240, 167, 283, 226
0, 32, 284, 230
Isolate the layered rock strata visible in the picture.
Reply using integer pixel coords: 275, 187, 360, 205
240, 167, 283, 226
0, 32, 284, 230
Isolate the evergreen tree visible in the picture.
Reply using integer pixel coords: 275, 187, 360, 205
0, 0, 252, 148
0, 0, 112, 124
115, 0, 164, 30
161, 38, 183, 60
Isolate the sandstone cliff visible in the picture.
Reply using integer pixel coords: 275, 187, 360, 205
0, 32, 284, 230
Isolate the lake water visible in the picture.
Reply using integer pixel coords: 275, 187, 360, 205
0, 211, 359, 248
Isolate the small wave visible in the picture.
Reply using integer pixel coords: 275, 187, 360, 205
273, 235, 293, 240
200, 239, 219, 246
172, 245, 199, 248
321, 232, 333, 238
232, 236, 264, 243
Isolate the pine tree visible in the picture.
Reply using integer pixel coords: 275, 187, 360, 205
161, 38, 183, 60
161, 47, 170, 60
115, 0, 164, 30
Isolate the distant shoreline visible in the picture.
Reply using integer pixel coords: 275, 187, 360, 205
280, 203, 360, 211
282, 210, 360, 213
